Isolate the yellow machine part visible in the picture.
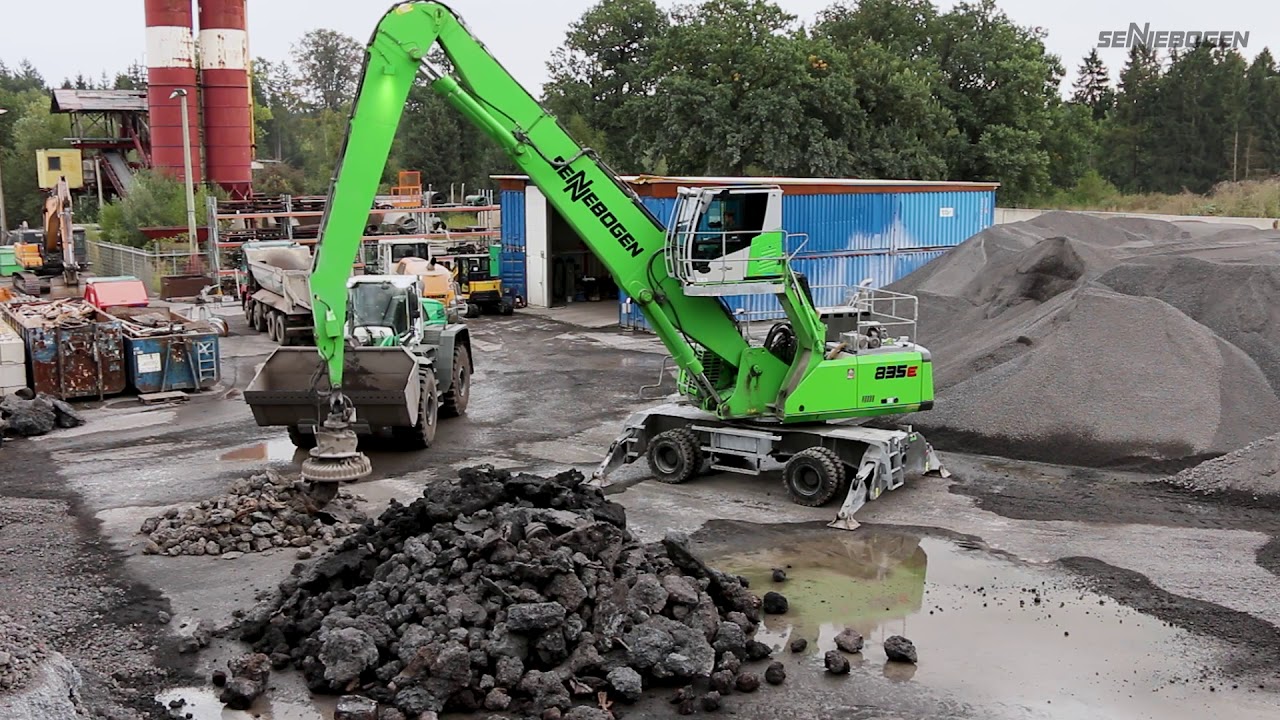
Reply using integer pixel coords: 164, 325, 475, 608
394, 257, 458, 305
14, 243, 44, 269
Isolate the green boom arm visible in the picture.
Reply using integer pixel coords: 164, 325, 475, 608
309, 1, 752, 406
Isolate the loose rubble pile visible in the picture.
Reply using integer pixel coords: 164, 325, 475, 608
0, 614, 47, 692
890, 212, 1280, 467
239, 465, 787, 717
1165, 431, 1280, 499
0, 392, 86, 440
139, 470, 366, 557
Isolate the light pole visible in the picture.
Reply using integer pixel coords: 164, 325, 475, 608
0, 108, 9, 238
169, 89, 199, 257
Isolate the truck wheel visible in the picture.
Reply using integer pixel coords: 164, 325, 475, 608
287, 425, 316, 449
440, 343, 471, 417
252, 302, 267, 332
646, 428, 702, 484
783, 447, 845, 507
267, 312, 282, 343
398, 369, 438, 450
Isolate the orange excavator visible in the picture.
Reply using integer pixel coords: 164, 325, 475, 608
12, 177, 82, 293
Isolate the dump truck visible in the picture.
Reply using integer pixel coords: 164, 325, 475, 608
240, 241, 314, 345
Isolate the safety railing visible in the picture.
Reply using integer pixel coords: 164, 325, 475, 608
665, 225, 809, 288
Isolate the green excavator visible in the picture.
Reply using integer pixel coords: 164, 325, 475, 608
243, 1, 947, 529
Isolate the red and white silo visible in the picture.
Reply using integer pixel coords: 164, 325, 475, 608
145, 0, 202, 184
198, 0, 253, 198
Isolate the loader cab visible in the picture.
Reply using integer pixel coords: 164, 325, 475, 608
346, 275, 424, 346
666, 185, 786, 295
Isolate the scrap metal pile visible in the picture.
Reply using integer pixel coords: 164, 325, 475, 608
2, 298, 97, 328
139, 470, 366, 557
238, 466, 790, 718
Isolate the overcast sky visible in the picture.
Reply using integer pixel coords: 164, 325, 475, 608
2, 1, 1277, 93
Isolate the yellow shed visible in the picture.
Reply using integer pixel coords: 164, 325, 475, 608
35, 149, 84, 189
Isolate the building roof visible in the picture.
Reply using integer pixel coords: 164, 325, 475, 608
50, 89, 148, 114
491, 173, 999, 196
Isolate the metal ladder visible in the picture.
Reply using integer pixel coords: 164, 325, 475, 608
192, 338, 219, 389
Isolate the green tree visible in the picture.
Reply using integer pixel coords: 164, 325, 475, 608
543, 0, 670, 171
1071, 49, 1114, 121
1243, 49, 1280, 178
931, 0, 1062, 202
290, 29, 363, 113
1101, 44, 1161, 191
99, 169, 215, 247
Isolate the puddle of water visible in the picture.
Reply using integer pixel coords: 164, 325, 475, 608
715, 529, 1275, 720
155, 687, 334, 720
219, 438, 300, 463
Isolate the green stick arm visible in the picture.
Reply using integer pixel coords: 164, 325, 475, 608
309, 1, 750, 397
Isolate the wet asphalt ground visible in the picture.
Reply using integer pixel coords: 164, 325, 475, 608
2, 307, 1279, 719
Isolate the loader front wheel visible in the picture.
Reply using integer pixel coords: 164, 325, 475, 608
440, 343, 471, 417
397, 369, 438, 450
646, 428, 702, 484
287, 425, 316, 450
783, 447, 845, 507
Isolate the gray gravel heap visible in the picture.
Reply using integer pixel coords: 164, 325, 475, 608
239, 465, 780, 717
890, 211, 1280, 467
1165, 432, 1280, 499
0, 614, 47, 692
140, 470, 366, 557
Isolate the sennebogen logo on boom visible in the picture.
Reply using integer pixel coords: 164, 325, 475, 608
1097, 23, 1249, 50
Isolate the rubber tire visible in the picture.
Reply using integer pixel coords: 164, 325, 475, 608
266, 311, 280, 342
397, 369, 438, 450
440, 343, 471, 418
252, 301, 267, 332
783, 446, 845, 507
467, 303, 481, 318
646, 428, 702, 484
287, 425, 316, 450
500, 301, 514, 316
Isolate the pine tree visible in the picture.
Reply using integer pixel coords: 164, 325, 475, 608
1071, 49, 1114, 120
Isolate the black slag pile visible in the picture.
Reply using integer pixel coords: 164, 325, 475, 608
239, 466, 775, 718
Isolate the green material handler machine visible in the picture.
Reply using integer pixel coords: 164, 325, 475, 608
244, 1, 947, 527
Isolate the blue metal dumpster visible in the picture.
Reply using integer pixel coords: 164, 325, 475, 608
108, 308, 221, 393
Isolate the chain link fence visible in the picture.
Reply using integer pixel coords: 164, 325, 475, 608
88, 240, 212, 295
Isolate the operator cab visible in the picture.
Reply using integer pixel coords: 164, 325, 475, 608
347, 275, 423, 346
666, 186, 786, 295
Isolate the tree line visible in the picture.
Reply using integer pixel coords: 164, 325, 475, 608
3, 0, 1280, 233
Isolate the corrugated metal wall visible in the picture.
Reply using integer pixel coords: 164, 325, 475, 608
621, 189, 993, 329
499, 189, 527, 300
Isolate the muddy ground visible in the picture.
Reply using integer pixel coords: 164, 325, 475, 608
1, 307, 1279, 719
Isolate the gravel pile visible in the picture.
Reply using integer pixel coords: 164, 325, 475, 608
1164, 432, 1280, 498
0, 393, 86, 440
239, 465, 784, 717
140, 470, 366, 557
0, 615, 48, 692
890, 211, 1280, 467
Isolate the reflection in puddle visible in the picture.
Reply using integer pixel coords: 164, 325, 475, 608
219, 438, 301, 463
714, 528, 1275, 720
155, 687, 332, 720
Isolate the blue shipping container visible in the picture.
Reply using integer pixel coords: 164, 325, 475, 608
499, 189, 527, 301
125, 333, 221, 394
619, 189, 993, 330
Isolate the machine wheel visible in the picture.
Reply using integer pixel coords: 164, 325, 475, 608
467, 303, 481, 318
252, 302, 268, 332
397, 369, 439, 449
287, 425, 316, 450
267, 312, 282, 343
440, 343, 471, 417
646, 428, 702, 484
500, 300, 514, 316
783, 447, 845, 507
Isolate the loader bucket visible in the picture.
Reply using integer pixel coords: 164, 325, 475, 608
243, 347, 421, 432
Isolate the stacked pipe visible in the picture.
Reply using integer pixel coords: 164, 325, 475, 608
144, 0, 202, 184
198, 0, 253, 199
